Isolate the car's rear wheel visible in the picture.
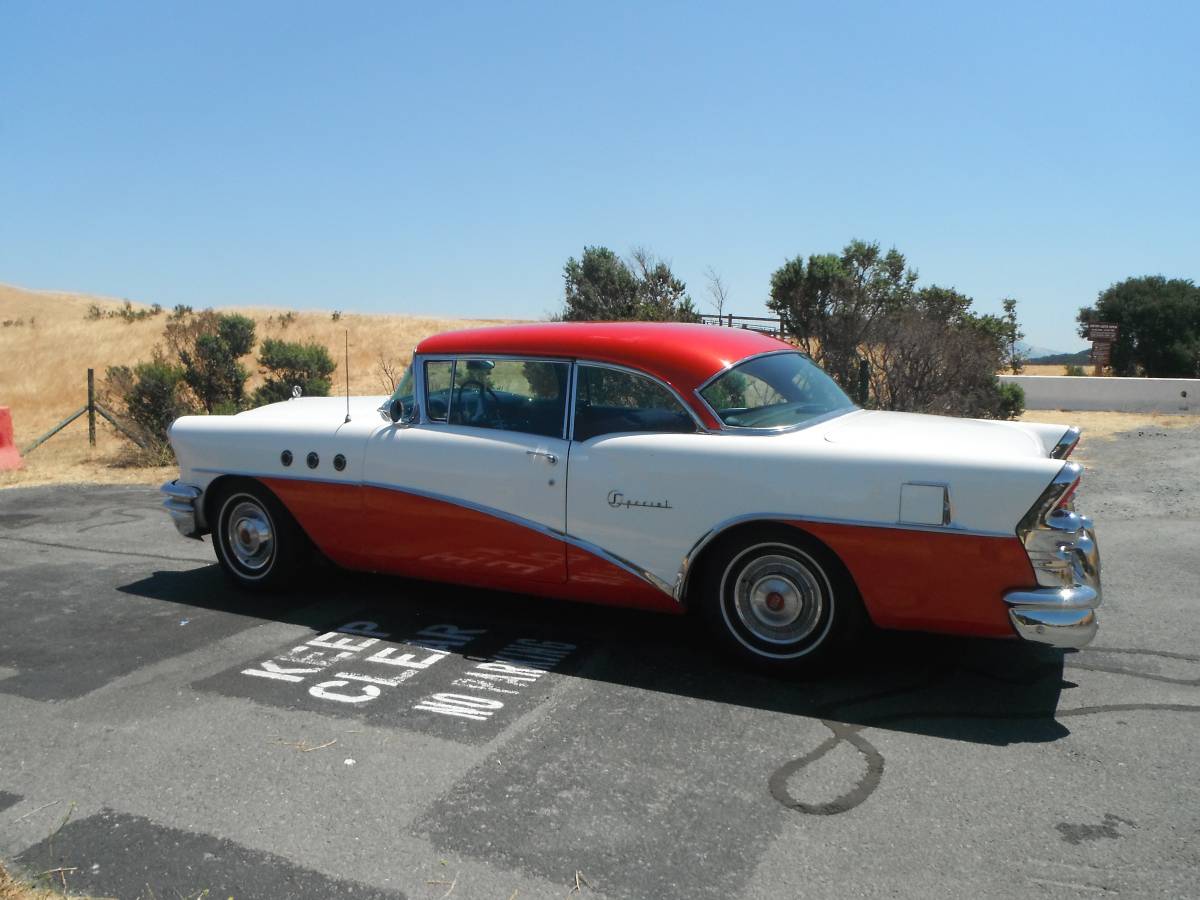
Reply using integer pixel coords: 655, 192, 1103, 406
211, 481, 305, 590
698, 527, 864, 671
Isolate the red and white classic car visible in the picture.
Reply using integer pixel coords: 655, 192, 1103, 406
162, 322, 1100, 669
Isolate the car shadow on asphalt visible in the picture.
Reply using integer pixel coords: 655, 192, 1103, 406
119, 562, 1071, 748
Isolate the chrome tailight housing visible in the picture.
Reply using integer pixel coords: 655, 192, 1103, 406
1006, 462, 1101, 649
1050, 426, 1081, 459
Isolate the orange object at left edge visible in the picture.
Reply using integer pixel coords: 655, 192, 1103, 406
0, 407, 24, 470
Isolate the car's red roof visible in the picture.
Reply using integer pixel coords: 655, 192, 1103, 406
415, 321, 791, 395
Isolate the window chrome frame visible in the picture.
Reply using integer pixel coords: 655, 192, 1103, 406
568, 360, 709, 442
417, 357, 456, 424
377, 353, 421, 424
415, 353, 575, 440
693, 349, 858, 435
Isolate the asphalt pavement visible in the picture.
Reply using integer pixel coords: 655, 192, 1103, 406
1, 423, 1198, 899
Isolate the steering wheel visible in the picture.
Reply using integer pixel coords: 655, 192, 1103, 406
456, 379, 500, 424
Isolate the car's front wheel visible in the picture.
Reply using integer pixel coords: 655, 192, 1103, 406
698, 527, 864, 671
211, 481, 305, 590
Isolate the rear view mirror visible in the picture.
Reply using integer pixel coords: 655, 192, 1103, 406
388, 397, 405, 423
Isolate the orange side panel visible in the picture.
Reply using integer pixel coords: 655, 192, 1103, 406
358, 484, 566, 584
791, 521, 1035, 638
565, 545, 683, 614
261, 477, 681, 613
262, 478, 374, 570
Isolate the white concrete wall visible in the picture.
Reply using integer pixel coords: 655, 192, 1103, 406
999, 375, 1198, 414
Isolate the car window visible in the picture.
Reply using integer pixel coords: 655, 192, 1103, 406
446, 358, 570, 438
573, 365, 697, 441
699, 352, 854, 429
424, 360, 455, 422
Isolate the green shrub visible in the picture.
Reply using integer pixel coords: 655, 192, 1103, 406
1064, 364, 1086, 377
253, 339, 337, 405
997, 381, 1025, 420
103, 356, 194, 462
170, 312, 256, 413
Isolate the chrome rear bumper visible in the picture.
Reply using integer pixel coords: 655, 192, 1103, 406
1007, 508, 1101, 649
161, 480, 204, 539
1005, 583, 1099, 649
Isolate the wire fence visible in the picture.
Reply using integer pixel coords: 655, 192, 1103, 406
22, 368, 146, 455
698, 313, 786, 337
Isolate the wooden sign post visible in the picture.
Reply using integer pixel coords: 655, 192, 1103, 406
1087, 322, 1119, 375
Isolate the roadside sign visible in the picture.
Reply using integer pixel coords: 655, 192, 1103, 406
1090, 342, 1112, 365
1087, 322, 1119, 341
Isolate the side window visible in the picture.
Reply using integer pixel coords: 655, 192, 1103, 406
424, 360, 455, 422
573, 365, 697, 441
447, 358, 569, 439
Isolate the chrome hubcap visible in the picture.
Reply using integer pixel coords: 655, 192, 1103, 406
734, 554, 824, 644
227, 500, 273, 571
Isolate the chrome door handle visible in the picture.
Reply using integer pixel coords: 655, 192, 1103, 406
526, 449, 558, 465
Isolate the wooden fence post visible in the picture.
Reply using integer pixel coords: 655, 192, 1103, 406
87, 368, 96, 447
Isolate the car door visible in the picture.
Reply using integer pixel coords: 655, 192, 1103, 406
565, 363, 705, 592
362, 356, 571, 584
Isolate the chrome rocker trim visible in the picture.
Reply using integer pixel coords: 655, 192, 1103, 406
161, 480, 205, 539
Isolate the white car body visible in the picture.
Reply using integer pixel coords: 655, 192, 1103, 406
163, 322, 1101, 655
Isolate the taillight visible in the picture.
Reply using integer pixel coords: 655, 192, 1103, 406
1055, 477, 1080, 510
1017, 462, 1083, 541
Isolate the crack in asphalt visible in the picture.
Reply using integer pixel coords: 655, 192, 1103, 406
1066, 645, 1200, 686
0, 534, 210, 564
768, 647, 1200, 816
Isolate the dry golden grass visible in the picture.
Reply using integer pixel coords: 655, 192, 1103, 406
3, 281, 1193, 490
1020, 409, 1196, 442
0, 860, 106, 900
0, 282, 511, 489
1020, 408, 1197, 467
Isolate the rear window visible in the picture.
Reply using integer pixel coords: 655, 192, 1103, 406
699, 352, 854, 429
573, 365, 696, 441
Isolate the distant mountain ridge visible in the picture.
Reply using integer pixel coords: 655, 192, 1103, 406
1016, 340, 1067, 360
1028, 349, 1091, 365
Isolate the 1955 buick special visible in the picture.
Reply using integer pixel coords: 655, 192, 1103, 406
161, 322, 1100, 669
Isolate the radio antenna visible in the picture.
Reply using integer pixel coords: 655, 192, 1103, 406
344, 329, 351, 423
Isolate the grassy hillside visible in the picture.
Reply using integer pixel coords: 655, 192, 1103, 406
0, 282, 509, 486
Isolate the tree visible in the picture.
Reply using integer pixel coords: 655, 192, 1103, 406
1077, 276, 1200, 377
165, 310, 256, 413
560, 246, 699, 323
1001, 298, 1025, 374
767, 240, 1025, 419
562, 247, 639, 321
253, 339, 337, 405
767, 240, 916, 388
628, 247, 700, 322
704, 266, 729, 318
867, 286, 1016, 417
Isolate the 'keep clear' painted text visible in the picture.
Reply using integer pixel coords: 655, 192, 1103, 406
240, 620, 577, 725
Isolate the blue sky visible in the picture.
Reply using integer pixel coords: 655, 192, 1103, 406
2, 2, 1196, 351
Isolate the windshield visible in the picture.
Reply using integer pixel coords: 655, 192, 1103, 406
699, 352, 855, 429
